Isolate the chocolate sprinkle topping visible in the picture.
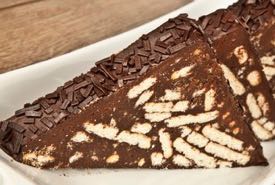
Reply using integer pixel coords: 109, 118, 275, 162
199, 9, 239, 41
229, 0, 274, 34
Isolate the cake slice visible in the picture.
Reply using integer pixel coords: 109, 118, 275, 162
21, 41, 267, 169
0, 15, 267, 169
229, 0, 275, 98
199, 9, 275, 140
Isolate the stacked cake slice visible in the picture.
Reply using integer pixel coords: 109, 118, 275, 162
230, 0, 275, 98
199, 9, 275, 140
0, 0, 274, 169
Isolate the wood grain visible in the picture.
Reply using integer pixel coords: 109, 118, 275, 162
0, 0, 40, 9
0, 0, 191, 73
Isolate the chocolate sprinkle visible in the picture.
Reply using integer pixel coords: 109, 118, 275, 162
25, 104, 41, 112
199, 10, 239, 41
74, 80, 91, 91
154, 46, 168, 54
40, 100, 50, 109
99, 64, 117, 81
229, 0, 274, 34
35, 121, 49, 132
0, 121, 8, 132
78, 96, 94, 110
41, 117, 54, 128
54, 112, 68, 124
15, 109, 26, 117
139, 65, 150, 75
80, 85, 93, 98
21, 118, 35, 124
160, 32, 172, 42
169, 43, 186, 54
46, 92, 59, 99
9, 122, 25, 133
25, 111, 42, 118
143, 40, 151, 51
60, 99, 71, 110
13, 134, 23, 154
28, 125, 38, 133
45, 107, 54, 114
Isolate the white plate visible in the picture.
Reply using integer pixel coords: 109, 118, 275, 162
0, 0, 274, 185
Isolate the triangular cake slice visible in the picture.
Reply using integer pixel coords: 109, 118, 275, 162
21, 40, 266, 169
0, 15, 267, 169
229, 0, 275, 98
199, 9, 275, 140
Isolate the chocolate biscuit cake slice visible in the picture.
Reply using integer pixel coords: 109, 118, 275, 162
0, 15, 266, 169
199, 9, 275, 140
229, 0, 275, 98
21, 41, 267, 169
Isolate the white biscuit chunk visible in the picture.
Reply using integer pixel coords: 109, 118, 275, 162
165, 111, 219, 127
173, 138, 216, 168
145, 112, 171, 122
233, 45, 248, 64
205, 142, 250, 165
116, 131, 151, 149
172, 154, 192, 167
84, 122, 119, 140
151, 152, 164, 166
246, 93, 262, 119
220, 64, 245, 95
202, 125, 244, 151
159, 129, 173, 158
204, 89, 216, 111
171, 65, 195, 80
69, 152, 83, 163
128, 77, 157, 99
131, 123, 152, 134
135, 90, 154, 107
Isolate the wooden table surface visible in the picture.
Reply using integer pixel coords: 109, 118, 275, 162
0, 0, 191, 73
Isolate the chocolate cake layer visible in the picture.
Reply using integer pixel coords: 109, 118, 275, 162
0, 14, 267, 169
22, 41, 267, 169
229, 0, 275, 98
199, 9, 275, 140
0, 14, 208, 161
